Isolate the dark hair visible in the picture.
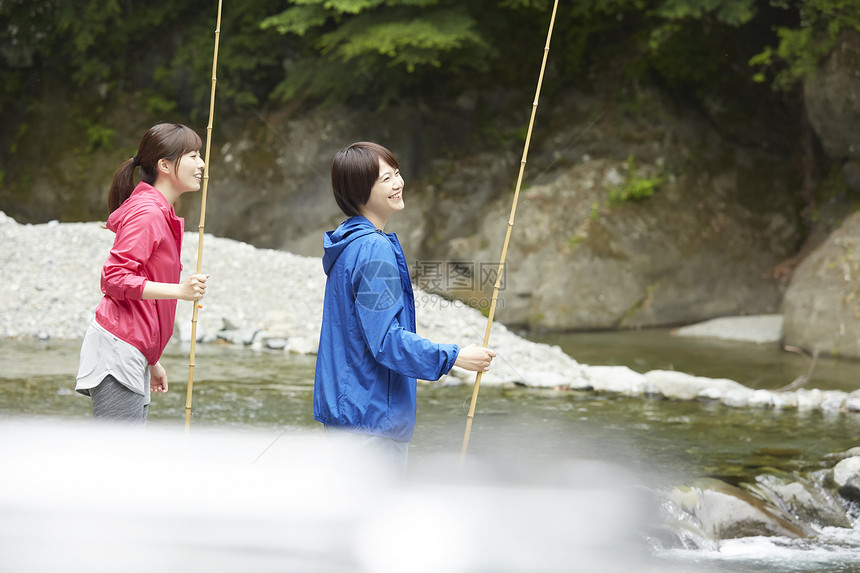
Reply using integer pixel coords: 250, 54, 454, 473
331, 142, 400, 217
107, 123, 203, 213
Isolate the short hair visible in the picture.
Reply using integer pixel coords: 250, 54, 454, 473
331, 142, 400, 217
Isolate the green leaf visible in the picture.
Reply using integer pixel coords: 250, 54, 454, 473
260, 5, 330, 36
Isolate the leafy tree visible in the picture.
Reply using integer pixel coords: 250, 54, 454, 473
654, 0, 757, 25
1, 0, 857, 137
261, 0, 497, 105
749, 0, 860, 90
0, 0, 286, 121
257, 0, 789, 110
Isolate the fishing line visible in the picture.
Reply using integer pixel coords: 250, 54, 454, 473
458, 322, 604, 458
252, 109, 327, 180
250, 425, 294, 466
526, 108, 606, 185
548, 404, 605, 459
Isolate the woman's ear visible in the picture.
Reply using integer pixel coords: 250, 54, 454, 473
157, 158, 171, 175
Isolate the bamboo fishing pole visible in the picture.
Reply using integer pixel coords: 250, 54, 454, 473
185, 0, 224, 431
459, 0, 559, 470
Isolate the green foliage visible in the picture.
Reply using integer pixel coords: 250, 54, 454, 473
81, 117, 115, 154
644, 0, 771, 99
608, 156, 666, 206
325, 10, 485, 71
655, 0, 757, 26
817, 164, 847, 202
143, 91, 179, 117
262, 1, 493, 104
566, 234, 586, 248
0, 0, 856, 138
53, 0, 122, 87
260, 4, 329, 35
749, 0, 860, 90
480, 124, 528, 148
0, 0, 286, 120
165, 0, 285, 118
7, 122, 28, 155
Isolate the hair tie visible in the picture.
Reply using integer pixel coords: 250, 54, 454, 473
132, 155, 140, 166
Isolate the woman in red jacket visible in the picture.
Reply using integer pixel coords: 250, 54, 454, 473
76, 123, 209, 423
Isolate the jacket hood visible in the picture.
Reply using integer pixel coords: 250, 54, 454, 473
322, 216, 379, 275
106, 183, 172, 232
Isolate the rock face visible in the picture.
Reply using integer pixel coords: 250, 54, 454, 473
397, 97, 798, 330
652, 462, 858, 550
745, 472, 852, 529
782, 211, 860, 358
784, 31, 860, 359
0, 88, 805, 332
177, 103, 479, 258
804, 31, 860, 193
665, 478, 814, 541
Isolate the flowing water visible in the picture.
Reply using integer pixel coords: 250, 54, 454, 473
1, 330, 860, 572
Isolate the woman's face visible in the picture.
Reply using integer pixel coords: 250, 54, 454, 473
361, 159, 404, 227
164, 150, 205, 193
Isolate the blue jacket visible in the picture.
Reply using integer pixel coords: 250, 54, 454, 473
314, 216, 460, 441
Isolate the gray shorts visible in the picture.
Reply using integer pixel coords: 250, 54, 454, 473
89, 375, 149, 424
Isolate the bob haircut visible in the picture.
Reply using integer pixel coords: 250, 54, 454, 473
331, 142, 400, 217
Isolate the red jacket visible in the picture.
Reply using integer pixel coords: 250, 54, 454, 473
95, 183, 184, 365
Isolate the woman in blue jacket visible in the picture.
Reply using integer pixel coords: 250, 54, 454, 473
314, 141, 496, 471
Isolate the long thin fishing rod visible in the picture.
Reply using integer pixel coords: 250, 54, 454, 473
459, 0, 559, 471
185, 0, 224, 431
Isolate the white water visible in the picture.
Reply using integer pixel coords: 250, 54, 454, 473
660, 526, 860, 572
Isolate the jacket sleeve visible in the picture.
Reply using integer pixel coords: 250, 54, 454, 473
351, 238, 459, 380
375, 319, 460, 380
100, 205, 161, 301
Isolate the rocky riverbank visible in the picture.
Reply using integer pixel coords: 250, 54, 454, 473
0, 211, 580, 388
3, 212, 860, 414
4, 212, 860, 552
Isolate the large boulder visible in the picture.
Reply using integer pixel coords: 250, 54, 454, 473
782, 211, 860, 358
663, 478, 814, 540
172, 92, 801, 332
804, 31, 860, 193
831, 456, 860, 502
397, 96, 799, 330
744, 472, 852, 529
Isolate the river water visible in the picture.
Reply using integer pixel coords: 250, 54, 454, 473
1, 330, 859, 572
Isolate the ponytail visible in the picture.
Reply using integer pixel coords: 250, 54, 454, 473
107, 158, 138, 214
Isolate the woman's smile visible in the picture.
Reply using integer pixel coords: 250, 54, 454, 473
360, 159, 405, 229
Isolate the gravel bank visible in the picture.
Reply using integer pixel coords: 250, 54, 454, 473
4, 212, 859, 412
673, 315, 784, 344
0, 212, 582, 387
